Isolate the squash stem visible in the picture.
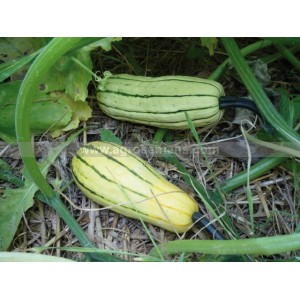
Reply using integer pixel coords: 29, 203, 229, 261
192, 212, 225, 240
153, 128, 168, 143
15, 37, 124, 262
219, 96, 261, 117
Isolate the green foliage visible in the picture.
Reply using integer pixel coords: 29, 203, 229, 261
264, 37, 300, 46
221, 38, 300, 152
149, 232, 300, 258
1, 37, 300, 261
0, 38, 49, 62
0, 80, 93, 143
0, 132, 80, 251
281, 92, 300, 127
0, 50, 42, 82
100, 129, 123, 145
0, 37, 121, 144
13, 37, 124, 262
200, 37, 218, 56
0, 159, 24, 187
0, 38, 49, 82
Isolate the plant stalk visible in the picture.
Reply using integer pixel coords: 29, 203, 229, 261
15, 37, 124, 262
274, 43, 300, 72
150, 232, 300, 257
221, 38, 300, 151
221, 154, 287, 194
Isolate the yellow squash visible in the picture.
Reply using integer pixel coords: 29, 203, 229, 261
72, 141, 199, 233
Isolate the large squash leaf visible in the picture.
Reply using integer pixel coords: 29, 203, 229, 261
0, 38, 121, 143
56, 37, 121, 101
0, 80, 89, 143
0, 37, 49, 63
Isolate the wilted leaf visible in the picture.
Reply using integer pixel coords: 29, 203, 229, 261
0, 38, 120, 144
83, 37, 121, 52
58, 37, 121, 101
51, 94, 92, 137
0, 80, 93, 143
0, 81, 73, 144
61, 51, 93, 102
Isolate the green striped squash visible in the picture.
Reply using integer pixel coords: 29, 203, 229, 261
97, 72, 225, 129
72, 141, 199, 233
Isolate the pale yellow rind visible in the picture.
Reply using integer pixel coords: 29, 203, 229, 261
72, 141, 199, 233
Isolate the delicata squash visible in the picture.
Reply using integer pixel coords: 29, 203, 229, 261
97, 72, 225, 129
72, 141, 199, 233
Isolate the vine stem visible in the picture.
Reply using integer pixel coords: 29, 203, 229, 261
149, 232, 300, 257
15, 38, 124, 262
16, 38, 81, 198
221, 38, 300, 151
274, 43, 300, 72
208, 39, 273, 81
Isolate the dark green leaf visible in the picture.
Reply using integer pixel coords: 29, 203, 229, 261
0, 37, 48, 62
100, 129, 123, 145
0, 159, 24, 187
0, 49, 42, 83
264, 37, 300, 46
0, 81, 72, 143
278, 88, 293, 126
221, 38, 300, 152
0, 80, 93, 143
291, 96, 300, 125
0, 38, 49, 82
